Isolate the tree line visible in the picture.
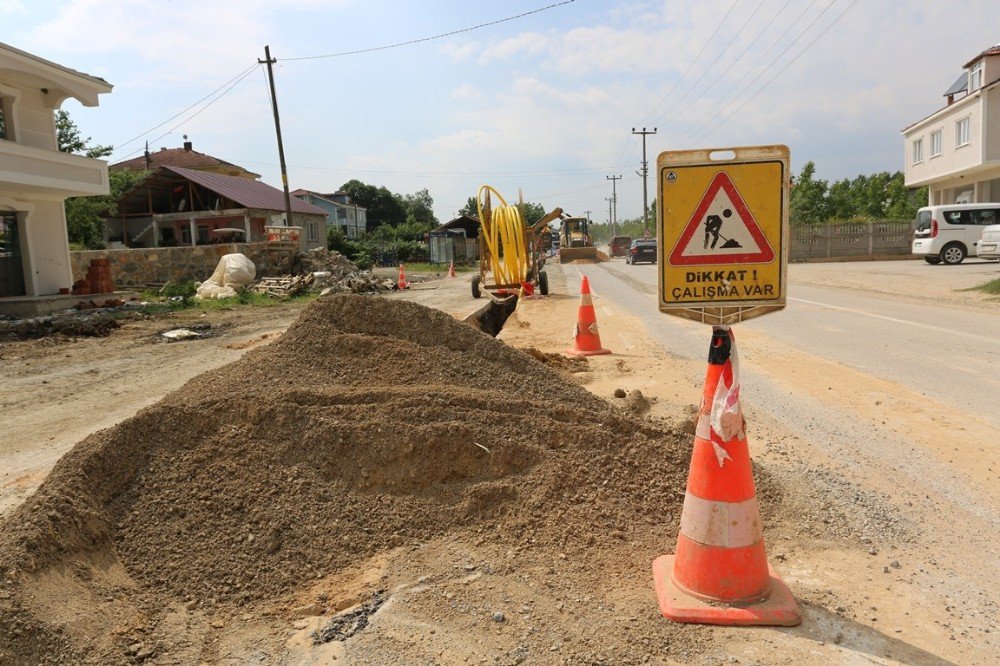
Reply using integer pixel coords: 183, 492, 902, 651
789, 161, 927, 224
591, 162, 928, 243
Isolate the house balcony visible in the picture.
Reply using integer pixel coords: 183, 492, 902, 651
0, 139, 109, 197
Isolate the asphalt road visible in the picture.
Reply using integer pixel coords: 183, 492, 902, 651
569, 258, 1000, 418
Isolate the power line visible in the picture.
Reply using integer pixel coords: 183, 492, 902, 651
691, 0, 861, 143
109, 63, 258, 156
612, 0, 741, 169
281, 0, 576, 61
650, 0, 767, 128
235, 160, 615, 178
110, 65, 261, 161
674, 0, 820, 144
666, 0, 795, 137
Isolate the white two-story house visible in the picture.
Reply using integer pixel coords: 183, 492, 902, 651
902, 44, 1000, 205
0, 42, 112, 303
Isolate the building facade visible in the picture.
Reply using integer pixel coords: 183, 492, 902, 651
291, 189, 367, 238
902, 45, 1000, 205
108, 167, 328, 252
0, 42, 112, 299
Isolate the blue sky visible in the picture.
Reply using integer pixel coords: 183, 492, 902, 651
4, 0, 1000, 222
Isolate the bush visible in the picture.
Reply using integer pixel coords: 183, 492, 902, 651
161, 280, 197, 306
352, 250, 374, 270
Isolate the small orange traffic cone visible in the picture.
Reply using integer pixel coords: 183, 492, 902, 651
652, 326, 800, 626
447, 261, 456, 279
566, 275, 610, 356
397, 264, 408, 290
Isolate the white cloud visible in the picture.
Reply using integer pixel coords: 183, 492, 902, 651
0, 0, 26, 15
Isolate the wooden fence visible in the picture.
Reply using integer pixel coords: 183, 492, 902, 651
790, 221, 913, 262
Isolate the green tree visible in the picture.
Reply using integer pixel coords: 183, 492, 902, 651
339, 179, 407, 229
56, 109, 112, 158
458, 196, 478, 219
790, 161, 830, 223
64, 169, 148, 249
520, 202, 547, 226
402, 188, 437, 228
57, 110, 123, 248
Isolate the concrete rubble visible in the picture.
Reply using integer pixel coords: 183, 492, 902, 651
292, 248, 395, 294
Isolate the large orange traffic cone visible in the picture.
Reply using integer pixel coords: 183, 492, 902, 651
566, 275, 610, 356
652, 326, 800, 626
397, 264, 408, 290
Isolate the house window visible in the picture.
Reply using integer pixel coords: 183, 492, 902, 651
970, 60, 983, 91
956, 117, 970, 147
0, 96, 12, 141
930, 130, 942, 157
912, 138, 923, 164
307, 221, 318, 242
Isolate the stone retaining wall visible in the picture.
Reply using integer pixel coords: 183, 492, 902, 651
71, 243, 295, 288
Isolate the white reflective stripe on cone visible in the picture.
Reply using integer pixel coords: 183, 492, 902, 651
679, 492, 763, 548
580, 293, 593, 307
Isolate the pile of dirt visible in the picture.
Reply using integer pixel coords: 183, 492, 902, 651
0, 313, 122, 341
0, 295, 694, 663
523, 347, 588, 373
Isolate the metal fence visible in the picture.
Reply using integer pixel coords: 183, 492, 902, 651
790, 221, 913, 262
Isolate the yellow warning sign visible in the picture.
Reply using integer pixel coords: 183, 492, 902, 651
657, 145, 789, 325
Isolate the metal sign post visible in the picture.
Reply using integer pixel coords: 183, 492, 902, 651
657, 145, 789, 325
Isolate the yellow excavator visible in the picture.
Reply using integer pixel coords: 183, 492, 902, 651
558, 216, 599, 263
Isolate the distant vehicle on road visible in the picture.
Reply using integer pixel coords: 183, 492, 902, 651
609, 236, 633, 257
978, 224, 1000, 260
912, 203, 1000, 264
626, 238, 657, 265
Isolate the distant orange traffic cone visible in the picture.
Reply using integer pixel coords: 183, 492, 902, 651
397, 264, 409, 290
447, 261, 456, 279
652, 326, 801, 626
566, 275, 610, 356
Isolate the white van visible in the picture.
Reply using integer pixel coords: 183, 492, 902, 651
979, 224, 1000, 260
912, 203, 1000, 264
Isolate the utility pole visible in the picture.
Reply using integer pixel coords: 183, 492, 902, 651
605, 197, 613, 235
606, 174, 622, 235
632, 126, 657, 236
260, 45, 293, 227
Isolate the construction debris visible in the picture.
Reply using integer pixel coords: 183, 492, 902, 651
0, 295, 696, 662
252, 274, 315, 297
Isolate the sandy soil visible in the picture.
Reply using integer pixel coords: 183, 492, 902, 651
0, 266, 996, 664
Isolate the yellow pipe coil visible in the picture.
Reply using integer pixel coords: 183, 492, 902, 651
476, 185, 529, 286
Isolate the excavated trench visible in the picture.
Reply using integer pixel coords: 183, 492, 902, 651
462, 295, 518, 336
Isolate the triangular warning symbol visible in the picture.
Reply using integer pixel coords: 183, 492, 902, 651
668, 172, 775, 266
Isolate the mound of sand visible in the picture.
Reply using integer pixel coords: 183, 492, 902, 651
0, 295, 692, 663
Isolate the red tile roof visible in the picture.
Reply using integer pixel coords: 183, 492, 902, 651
165, 166, 327, 215
111, 147, 259, 177
964, 44, 1000, 68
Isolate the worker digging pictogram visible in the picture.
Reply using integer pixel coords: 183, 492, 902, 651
668, 171, 775, 266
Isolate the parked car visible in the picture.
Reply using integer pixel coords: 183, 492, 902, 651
912, 203, 1000, 264
978, 224, 1000, 260
609, 235, 633, 257
626, 238, 657, 264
